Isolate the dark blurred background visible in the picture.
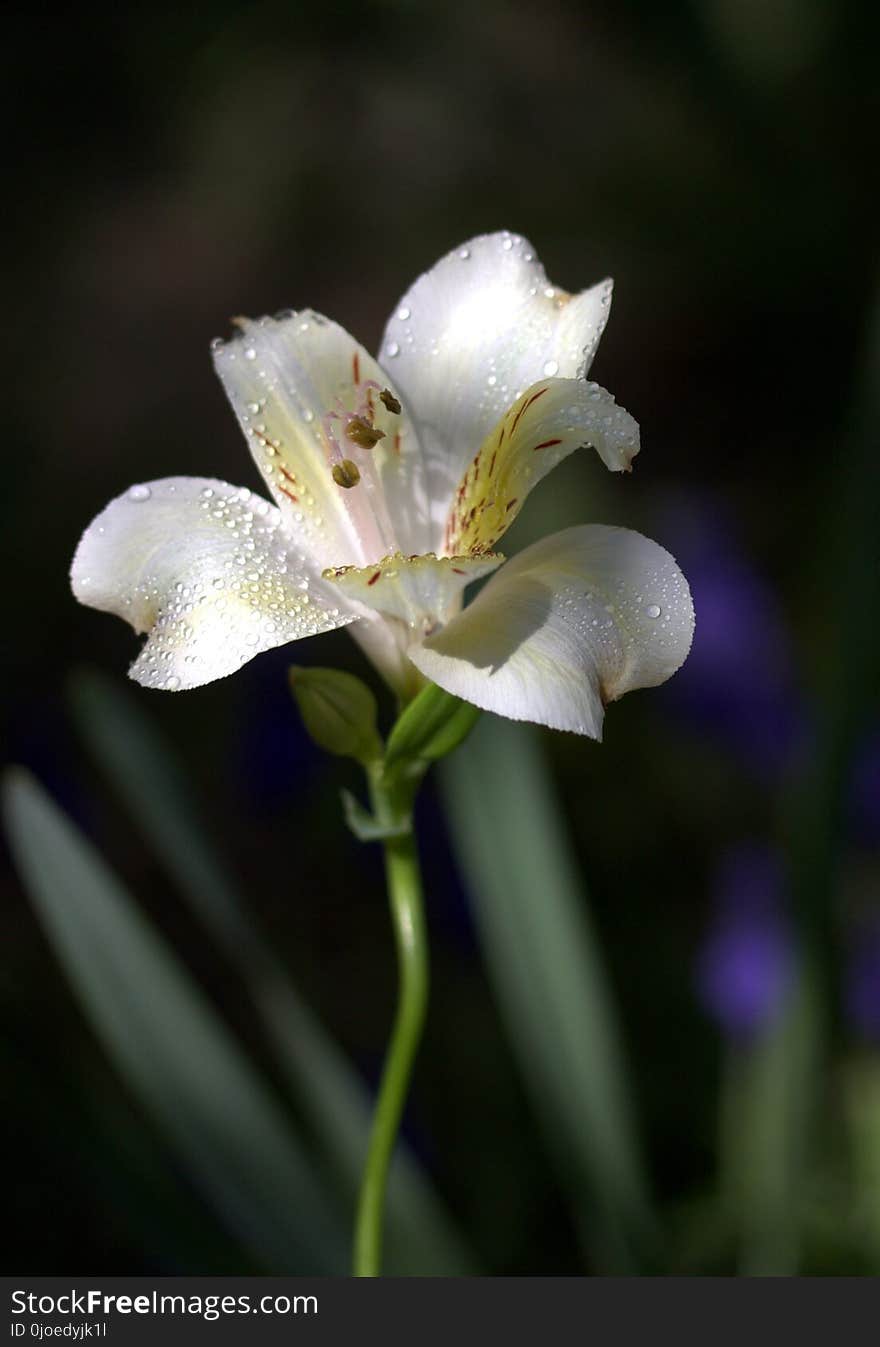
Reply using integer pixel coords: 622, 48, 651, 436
2, 0, 878, 1274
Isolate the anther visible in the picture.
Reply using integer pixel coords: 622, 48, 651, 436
379, 388, 401, 415
345, 416, 386, 450
332, 459, 361, 489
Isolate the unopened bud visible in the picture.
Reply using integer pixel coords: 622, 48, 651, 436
384, 681, 481, 770
289, 666, 382, 764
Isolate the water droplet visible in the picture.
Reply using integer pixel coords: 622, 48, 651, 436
647, 604, 662, 619
165, 674, 180, 690
128, 484, 151, 501
247, 402, 260, 414
244, 347, 257, 360
397, 306, 411, 320
487, 375, 497, 386
543, 360, 559, 377
201, 487, 214, 498
458, 247, 471, 260
386, 341, 400, 358
502, 237, 513, 251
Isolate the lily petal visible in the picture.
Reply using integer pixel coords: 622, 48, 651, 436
408, 525, 694, 737
71, 478, 354, 690
444, 377, 638, 555
325, 551, 503, 631
213, 312, 428, 565
380, 231, 613, 546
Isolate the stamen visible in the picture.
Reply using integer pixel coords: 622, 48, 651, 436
346, 416, 386, 450
320, 378, 397, 563
379, 388, 401, 415
332, 459, 361, 489
322, 410, 345, 465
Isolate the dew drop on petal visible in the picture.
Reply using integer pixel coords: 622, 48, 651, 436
397, 306, 411, 320
128, 484, 151, 501
244, 347, 257, 360
386, 341, 400, 357
458, 247, 470, 260
543, 359, 559, 376
647, 604, 662, 619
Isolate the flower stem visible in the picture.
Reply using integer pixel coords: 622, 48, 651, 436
353, 773, 428, 1277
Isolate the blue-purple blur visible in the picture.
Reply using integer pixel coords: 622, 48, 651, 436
696, 844, 793, 1038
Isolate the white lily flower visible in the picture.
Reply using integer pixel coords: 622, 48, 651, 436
71, 231, 694, 737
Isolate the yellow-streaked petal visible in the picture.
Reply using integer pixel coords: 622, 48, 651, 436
443, 378, 639, 555
325, 551, 502, 632
71, 478, 354, 690
380, 231, 613, 549
213, 311, 429, 566
409, 525, 694, 737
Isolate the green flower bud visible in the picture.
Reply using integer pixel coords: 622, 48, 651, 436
384, 682, 481, 771
289, 666, 383, 765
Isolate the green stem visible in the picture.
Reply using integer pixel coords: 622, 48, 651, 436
353, 772, 429, 1277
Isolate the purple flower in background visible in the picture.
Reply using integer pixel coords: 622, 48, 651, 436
659, 496, 805, 777
696, 843, 793, 1038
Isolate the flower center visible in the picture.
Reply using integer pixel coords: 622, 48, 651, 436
320, 369, 403, 564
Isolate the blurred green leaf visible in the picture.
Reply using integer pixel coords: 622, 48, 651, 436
68, 668, 474, 1276
718, 964, 821, 1275
439, 716, 653, 1271
844, 1055, 880, 1272
2, 768, 345, 1274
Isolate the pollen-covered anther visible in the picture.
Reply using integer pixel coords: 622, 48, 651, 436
332, 459, 361, 489
345, 416, 386, 450
379, 388, 401, 415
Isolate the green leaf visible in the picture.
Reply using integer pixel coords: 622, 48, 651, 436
385, 682, 480, 770
68, 668, 474, 1276
718, 964, 821, 1275
69, 669, 251, 955
439, 716, 653, 1271
2, 769, 345, 1274
289, 665, 382, 764
844, 1055, 880, 1273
